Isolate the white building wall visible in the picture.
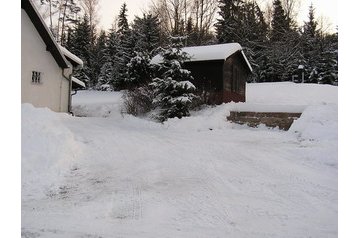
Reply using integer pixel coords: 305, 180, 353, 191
21, 9, 70, 112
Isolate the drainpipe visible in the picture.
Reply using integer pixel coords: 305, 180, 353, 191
62, 68, 73, 115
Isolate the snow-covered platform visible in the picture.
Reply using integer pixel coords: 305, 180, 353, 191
227, 111, 302, 130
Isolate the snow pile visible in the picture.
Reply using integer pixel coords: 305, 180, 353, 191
71, 90, 125, 117
290, 104, 338, 142
22, 104, 82, 199
246, 82, 337, 105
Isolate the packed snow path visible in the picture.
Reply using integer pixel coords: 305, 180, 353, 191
22, 83, 338, 237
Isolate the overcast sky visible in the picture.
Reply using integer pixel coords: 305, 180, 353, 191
97, 0, 338, 32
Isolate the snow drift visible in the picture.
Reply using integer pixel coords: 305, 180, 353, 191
22, 104, 83, 199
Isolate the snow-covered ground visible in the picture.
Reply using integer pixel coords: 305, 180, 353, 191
22, 82, 338, 237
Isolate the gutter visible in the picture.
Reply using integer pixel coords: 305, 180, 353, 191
61, 69, 73, 115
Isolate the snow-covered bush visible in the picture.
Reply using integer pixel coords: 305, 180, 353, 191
125, 51, 153, 88
123, 86, 155, 116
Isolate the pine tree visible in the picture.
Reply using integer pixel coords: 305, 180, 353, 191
271, 0, 290, 42
117, 3, 129, 35
64, 26, 76, 51
303, 4, 318, 38
301, 4, 320, 83
316, 32, 338, 85
111, 3, 134, 90
71, 14, 92, 86
258, 0, 303, 82
215, 0, 269, 82
100, 26, 119, 90
216, 0, 244, 43
150, 37, 197, 121
132, 14, 161, 55
92, 30, 109, 88
126, 51, 153, 88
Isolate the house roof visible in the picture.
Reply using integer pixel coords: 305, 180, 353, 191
21, 0, 69, 69
60, 46, 84, 68
151, 43, 253, 72
71, 76, 86, 89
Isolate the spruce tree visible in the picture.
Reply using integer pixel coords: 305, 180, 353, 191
132, 14, 161, 55
271, 0, 290, 42
302, 4, 320, 83
111, 3, 134, 90
150, 37, 197, 121
92, 30, 109, 88
216, 0, 243, 43
126, 51, 153, 88
71, 14, 92, 86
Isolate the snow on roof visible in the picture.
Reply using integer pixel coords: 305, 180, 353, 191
151, 43, 252, 72
183, 43, 242, 62
22, 0, 69, 69
59, 46, 83, 67
71, 76, 86, 88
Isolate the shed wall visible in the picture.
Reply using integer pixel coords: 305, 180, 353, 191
223, 52, 249, 103
184, 60, 224, 104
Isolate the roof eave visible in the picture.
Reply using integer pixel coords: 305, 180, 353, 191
22, 0, 69, 69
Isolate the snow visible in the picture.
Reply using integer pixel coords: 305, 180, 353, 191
71, 90, 125, 117
151, 43, 252, 72
22, 82, 337, 237
71, 76, 85, 88
59, 46, 84, 67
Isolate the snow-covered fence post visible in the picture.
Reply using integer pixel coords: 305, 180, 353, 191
298, 65, 305, 83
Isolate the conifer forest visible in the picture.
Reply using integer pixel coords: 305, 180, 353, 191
36, 0, 338, 121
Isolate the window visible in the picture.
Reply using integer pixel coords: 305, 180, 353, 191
32, 71, 41, 84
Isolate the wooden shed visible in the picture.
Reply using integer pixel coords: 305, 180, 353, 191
153, 43, 252, 104
182, 43, 252, 104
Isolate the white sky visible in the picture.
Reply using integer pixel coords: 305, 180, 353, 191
97, 0, 338, 32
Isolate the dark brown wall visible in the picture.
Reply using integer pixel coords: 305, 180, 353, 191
184, 60, 223, 91
183, 51, 250, 104
184, 60, 224, 104
223, 52, 250, 103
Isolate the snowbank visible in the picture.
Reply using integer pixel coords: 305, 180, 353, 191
22, 104, 82, 199
246, 82, 337, 105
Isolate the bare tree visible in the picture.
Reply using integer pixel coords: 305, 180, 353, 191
192, 0, 217, 36
282, 0, 301, 22
36, 0, 61, 35
317, 15, 333, 37
150, 0, 189, 35
150, 0, 217, 44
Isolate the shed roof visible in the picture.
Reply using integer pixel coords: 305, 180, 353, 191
21, 0, 69, 69
183, 43, 243, 62
151, 43, 252, 72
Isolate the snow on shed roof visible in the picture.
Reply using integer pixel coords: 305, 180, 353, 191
151, 43, 252, 72
59, 46, 83, 68
183, 43, 242, 62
